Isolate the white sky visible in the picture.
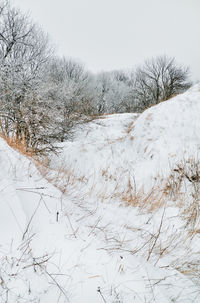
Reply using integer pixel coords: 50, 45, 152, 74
12, 0, 200, 81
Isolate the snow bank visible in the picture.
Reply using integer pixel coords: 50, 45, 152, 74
1, 85, 200, 302
131, 84, 200, 188
52, 84, 200, 197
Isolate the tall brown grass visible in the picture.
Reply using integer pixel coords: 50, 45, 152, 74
0, 133, 35, 158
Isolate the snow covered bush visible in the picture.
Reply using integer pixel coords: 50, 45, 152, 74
0, 0, 55, 154
43, 57, 96, 142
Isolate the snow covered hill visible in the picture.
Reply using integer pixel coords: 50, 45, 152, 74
51, 84, 200, 203
1, 85, 200, 302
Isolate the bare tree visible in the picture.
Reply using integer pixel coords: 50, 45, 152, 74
134, 55, 191, 110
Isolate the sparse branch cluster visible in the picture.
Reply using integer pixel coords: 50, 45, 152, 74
0, 0, 192, 154
134, 56, 191, 109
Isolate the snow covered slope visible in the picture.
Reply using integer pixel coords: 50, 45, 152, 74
52, 84, 200, 200
131, 84, 200, 189
1, 85, 200, 302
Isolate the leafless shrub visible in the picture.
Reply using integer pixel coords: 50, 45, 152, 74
134, 55, 191, 110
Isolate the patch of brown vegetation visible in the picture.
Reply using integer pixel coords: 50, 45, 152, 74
0, 134, 36, 158
125, 121, 135, 134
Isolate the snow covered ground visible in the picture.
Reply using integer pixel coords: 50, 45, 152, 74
0, 85, 200, 302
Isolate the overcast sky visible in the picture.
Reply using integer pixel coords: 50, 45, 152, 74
12, 0, 200, 81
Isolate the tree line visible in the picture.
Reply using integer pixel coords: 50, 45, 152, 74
0, 1, 191, 154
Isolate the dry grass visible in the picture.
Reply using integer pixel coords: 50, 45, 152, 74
120, 175, 166, 212
162, 157, 200, 231
126, 121, 134, 134
3, 132, 199, 231
105, 136, 125, 144
0, 134, 81, 196
0, 134, 36, 158
36, 162, 77, 194
122, 187, 166, 212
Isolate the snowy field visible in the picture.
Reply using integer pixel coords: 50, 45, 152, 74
0, 85, 200, 302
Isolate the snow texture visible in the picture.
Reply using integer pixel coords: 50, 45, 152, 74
1, 85, 200, 302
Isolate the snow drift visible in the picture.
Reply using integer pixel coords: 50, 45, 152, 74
52, 84, 200, 200
0, 85, 200, 302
